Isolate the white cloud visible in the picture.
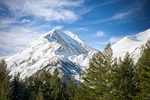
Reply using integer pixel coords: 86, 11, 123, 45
77, 0, 122, 16
0, 26, 46, 56
2, 0, 84, 23
112, 12, 130, 20
0, 7, 5, 11
0, 0, 87, 56
68, 27, 88, 32
95, 31, 105, 37
53, 25, 64, 30
0, 18, 17, 28
87, 11, 130, 24
86, 6, 142, 25
21, 19, 31, 23
79, 28, 88, 31
96, 42, 108, 45
109, 36, 123, 43
96, 36, 123, 47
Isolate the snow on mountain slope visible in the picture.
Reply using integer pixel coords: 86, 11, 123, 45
112, 28, 150, 62
5, 29, 97, 79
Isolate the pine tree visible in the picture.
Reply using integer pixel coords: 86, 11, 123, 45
35, 88, 44, 100
0, 59, 11, 100
137, 39, 150, 99
32, 70, 52, 100
102, 42, 114, 98
21, 75, 36, 100
31, 69, 67, 100
111, 52, 137, 100
11, 72, 23, 100
79, 43, 114, 99
50, 68, 61, 100
66, 78, 80, 100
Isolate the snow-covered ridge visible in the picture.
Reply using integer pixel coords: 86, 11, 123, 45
5, 29, 97, 79
43, 29, 85, 46
4, 28, 150, 79
112, 28, 150, 62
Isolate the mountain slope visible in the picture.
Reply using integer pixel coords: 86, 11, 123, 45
5, 29, 97, 79
112, 28, 150, 62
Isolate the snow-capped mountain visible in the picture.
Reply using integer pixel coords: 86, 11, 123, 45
112, 28, 150, 62
4, 28, 150, 79
5, 29, 97, 79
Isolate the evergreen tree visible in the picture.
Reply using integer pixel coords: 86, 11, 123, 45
32, 70, 52, 100
35, 88, 44, 100
21, 75, 36, 100
0, 59, 11, 100
30, 69, 67, 100
79, 43, 114, 99
50, 68, 61, 100
102, 42, 114, 98
137, 39, 150, 99
66, 78, 80, 100
11, 72, 23, 100
112, 52, 137, 100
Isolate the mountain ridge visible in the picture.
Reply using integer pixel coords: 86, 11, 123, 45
2, 28, 150, 79
4, 29, 97, 79
112, 28, 150, 62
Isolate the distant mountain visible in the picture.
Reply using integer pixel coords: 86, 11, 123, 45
5, 29, 97, 79
112, 28, 150, 62
3, 28, 150, 79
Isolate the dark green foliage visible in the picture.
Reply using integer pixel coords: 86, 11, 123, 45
65, 78, 80, 100
79, 43, 114, 99
111, 52, 138, 100
11, 72, 23, 100
2, 41, 150, 100
32, 70, 52, 100
49, 69, 67, 100
50, 69, 60, 99
137, 40, 150, 99
0, 59, 11, 100
30, 68, 67, 100
79, 43, 140, 100
35, 88, 44, 100
21, 75, 36, 100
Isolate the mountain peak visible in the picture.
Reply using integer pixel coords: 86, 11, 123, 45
5, 29, 97, 79
112, 28, 150, 62
42, 29, 84, 44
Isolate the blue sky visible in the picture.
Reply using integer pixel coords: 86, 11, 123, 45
0, 0, 150, 56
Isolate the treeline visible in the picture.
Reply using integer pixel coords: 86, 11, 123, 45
0, 40, 150, 100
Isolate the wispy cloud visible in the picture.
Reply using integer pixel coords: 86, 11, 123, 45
92, 0, 122, 8
96, 36, 123, 46
53, 25, 64, 30
0, 0, 86, 56
86, 11, 131, 24
96, 42, 108, 45
78, 0, 123, 17
0, 27, 44, 56
79, 28, 88, 31
112, 12, 130, 20
2, 0, 84, 23
94, 31, 105, 37
68, 27, 88, 32
85, 1, 144, 25
109, 36, 123, 43
21, 19, 31, 23
0, 7, 5, 11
